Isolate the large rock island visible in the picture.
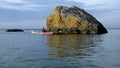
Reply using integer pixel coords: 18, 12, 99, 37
46, 6, 108, 34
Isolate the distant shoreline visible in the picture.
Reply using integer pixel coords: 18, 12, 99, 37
0, 28, 120, 30
0, 28, 42, 30
107, 28, 120, 29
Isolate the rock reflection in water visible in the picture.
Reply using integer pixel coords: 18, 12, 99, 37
47, 34, 102, 58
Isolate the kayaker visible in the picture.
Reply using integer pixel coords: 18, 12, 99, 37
41, 27, 46, 32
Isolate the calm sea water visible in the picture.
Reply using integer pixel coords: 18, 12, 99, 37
0, 29, 120, 68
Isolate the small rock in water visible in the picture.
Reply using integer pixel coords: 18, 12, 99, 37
6, 29, 24, 32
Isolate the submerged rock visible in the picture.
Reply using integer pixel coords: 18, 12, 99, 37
46, 6, 108, 34
6, 29, 24, 32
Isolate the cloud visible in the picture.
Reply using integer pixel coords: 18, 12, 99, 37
4, 0, 24, 3
0, 0, 45, 11
66, 0, 120, 9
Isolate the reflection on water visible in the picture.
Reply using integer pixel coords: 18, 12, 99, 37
47, 34, 102, 58
1, 29, 120, 68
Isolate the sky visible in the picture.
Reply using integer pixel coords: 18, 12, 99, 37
0, 0, 120, 29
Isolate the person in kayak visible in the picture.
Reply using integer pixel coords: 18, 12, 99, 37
41, 27, 46, 32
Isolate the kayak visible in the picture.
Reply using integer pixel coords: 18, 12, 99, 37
31, 31, 53, 34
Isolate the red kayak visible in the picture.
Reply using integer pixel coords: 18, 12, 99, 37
31, 31, 53, 34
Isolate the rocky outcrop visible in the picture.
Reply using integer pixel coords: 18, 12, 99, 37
46, 6, 108, 34
6, 29, 24, 32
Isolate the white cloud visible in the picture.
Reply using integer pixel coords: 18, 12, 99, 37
68, 0, 109, 6
0, 0, 45, 11
66, 0, 120, 9
4, 0, 24, 3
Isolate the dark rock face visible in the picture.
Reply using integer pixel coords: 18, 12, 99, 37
46, 6, 108, 34
6, 29, 24, 32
